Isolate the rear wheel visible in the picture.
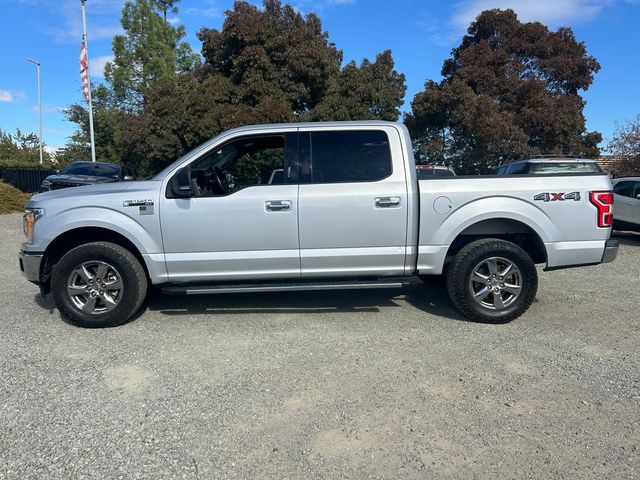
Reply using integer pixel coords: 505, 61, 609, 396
446, 239, 537, 323
51, 242, 148, 328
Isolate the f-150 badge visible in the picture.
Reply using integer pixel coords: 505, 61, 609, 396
123, 199, 155, 215
534, 192, 581, 202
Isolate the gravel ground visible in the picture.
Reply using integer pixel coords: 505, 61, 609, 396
0, 212, 638, 479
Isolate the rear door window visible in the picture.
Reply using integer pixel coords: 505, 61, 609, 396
506, 162, 528, 174
304, 131, 392, 183
613, 181, 635, 198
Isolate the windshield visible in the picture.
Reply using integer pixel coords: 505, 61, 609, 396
529, 162, 602, 174
61, 163, 121, 179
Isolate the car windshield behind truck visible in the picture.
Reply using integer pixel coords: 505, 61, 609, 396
62, 163, 121, 179
529, 162, 602, 174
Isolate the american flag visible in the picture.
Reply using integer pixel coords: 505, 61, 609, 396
80, 41, 90, 101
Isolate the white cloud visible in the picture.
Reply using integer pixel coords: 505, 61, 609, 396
0, 90, 14, 103
451, 0, 607, 31
20, 0, 124, 43
167, 16, 181, 25
91, 55, 114, 78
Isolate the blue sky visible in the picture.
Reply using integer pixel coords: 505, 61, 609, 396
1, 0, 639, 154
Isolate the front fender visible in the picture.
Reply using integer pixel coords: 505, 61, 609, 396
31, 206, 163, 255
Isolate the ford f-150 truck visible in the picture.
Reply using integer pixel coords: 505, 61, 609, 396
19, 121, 618, 328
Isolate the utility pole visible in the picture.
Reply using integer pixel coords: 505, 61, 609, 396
26, 58, 43, 165
81, 0, 97, 163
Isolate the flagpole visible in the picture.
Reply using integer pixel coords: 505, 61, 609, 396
81, 0, 96, 163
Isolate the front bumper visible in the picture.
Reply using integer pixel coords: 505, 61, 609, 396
601, 239, 619, 264
19, 250, 43, 283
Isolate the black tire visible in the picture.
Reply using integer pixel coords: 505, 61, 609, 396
445, 238, 537, 323
51, 242, 148, 328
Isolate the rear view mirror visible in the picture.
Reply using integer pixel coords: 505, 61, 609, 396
168, 166, 192, 198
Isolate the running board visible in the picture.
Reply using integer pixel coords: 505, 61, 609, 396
162, 280, 405, 296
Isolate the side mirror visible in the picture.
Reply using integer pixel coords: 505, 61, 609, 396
123, 175, 134, 181
168, 166, 192, 198
636, 194, 640, 200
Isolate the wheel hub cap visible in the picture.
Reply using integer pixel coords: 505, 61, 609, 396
468, 257, 522, 311
67, 261, 123, 315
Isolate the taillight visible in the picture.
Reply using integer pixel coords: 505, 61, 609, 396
589, 191, 614, 228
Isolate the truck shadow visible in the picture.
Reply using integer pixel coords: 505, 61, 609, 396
612, 231, 640, 246
144, 280, 476, 323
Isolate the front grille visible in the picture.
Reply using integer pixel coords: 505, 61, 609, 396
51, 182, 82, 190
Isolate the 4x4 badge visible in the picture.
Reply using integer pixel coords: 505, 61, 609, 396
534, 192, 581, 202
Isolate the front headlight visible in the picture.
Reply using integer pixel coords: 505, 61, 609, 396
23, 208, 45, 243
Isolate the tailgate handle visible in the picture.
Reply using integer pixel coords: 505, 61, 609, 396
265, 200, 292, 212
375, 196, 401, 208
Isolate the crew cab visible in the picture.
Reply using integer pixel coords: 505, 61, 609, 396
19, 121, 618, 328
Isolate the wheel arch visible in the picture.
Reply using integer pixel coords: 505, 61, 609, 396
41, 227, 150, 292
445, 218, 548, 265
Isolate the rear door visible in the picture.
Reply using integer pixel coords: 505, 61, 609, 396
297, 126, 408, 278
613, 180, 637, 223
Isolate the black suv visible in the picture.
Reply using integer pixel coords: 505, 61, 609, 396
39, 161, 135, 192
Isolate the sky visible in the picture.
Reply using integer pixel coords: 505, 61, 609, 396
0, 0, 639, 154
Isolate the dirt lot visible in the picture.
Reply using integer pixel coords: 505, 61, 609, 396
0, 212, 638, 479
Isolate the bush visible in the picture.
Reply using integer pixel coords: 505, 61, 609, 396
0, 181, 30, 214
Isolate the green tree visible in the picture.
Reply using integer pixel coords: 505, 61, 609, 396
119, 0, 406, 175
311, 50, 406, 121
608, 115, 640, 176
0, 128, 53, 166
198, 0, 343, 115
104, 0, 197, 109
407, 9, 601, 173
152, 0, 178, 22
57, 85, 123, 166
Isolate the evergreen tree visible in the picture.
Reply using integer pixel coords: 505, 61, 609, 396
104, 0, 197, 109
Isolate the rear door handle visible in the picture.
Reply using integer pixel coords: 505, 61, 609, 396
265, 200, 292, 212
375, 196, 401, 208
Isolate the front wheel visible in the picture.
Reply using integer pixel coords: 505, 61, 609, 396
51, 242, 148, 328
446, 239, 537, 323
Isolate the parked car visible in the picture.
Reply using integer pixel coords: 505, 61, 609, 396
612, 177, 640, 231
39, 161, 135, 192
494, 157, 603, 175
416, 164, 456, 178
20, 121, 617, 328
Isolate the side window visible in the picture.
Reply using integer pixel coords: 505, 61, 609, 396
306, 130, 392, 183
614, 181, 634, 198
506, 162, 528, 174
189, 135, 286, 196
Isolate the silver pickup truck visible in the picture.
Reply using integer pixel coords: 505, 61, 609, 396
19, 121, 618, 328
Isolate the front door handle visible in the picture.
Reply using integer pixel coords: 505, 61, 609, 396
265, 200, 292, 212
375, 196, 401, 208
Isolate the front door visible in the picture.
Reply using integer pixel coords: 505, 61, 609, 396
297, 126, 408, 278
160, 131, 300, 282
